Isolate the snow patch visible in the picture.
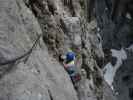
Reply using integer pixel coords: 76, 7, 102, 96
103, 48, 127, 90
126, 13, 132, 19
126, 44, 133, 52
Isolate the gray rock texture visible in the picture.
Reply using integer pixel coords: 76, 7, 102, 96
0, 0, 115, 100
0, 0, 78, 100
94, 0, 133, 100
103, 81, 117, 100
113, 50, 133, 100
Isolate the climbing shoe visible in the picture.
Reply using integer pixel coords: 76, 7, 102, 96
71, 73, 81, 83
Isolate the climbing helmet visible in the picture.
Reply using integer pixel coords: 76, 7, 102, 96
66, 51, 75, 61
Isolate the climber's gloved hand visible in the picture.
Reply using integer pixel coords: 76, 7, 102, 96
59, 54, 66, 62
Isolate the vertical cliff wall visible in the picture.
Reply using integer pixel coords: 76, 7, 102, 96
0, 0, 117, 100
93, 0, 133, 100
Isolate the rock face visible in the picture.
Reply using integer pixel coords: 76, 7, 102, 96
103, 81, 117, 100
0, 0, 116, 100
0, 0, 78, 100
26, 0, 106, 100
94, 0, 133, 100
113, 49, 133, 100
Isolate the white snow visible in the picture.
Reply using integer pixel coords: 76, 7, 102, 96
103, 48, 127, 90
126, 13, 132, 19
126, 44, 133, 52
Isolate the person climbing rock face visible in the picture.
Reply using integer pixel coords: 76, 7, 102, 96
61, 50, 81, 84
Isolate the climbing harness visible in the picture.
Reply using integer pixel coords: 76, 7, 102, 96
0, 34, 42, 65
63, 59, 81, 84
71, 73, 81, 83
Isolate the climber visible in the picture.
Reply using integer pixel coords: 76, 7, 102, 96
60, 51, 81, 84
